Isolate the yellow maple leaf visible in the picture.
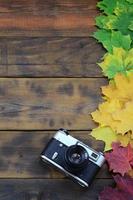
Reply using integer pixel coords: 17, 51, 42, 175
117, 131, 133, 147
92, 99, 122, 130
112, 101, 133, 134
91, 126, 133, 152
92, 73, 133, 135
102, 73, 133, 103
91, 126, 117, 151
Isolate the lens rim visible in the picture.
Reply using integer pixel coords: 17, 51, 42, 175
65, 145, 89, 171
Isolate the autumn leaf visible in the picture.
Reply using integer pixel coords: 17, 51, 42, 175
96, 15, 117, 30
91, 126, 117, 151
99, 175, 133, 200
94, 0, 133, 198
93, 30, 131, 53
92, 74, 133, 135
99, 48, 133, 78
105, 143, 133, 176
97, 0, 133, 16
96, 13, 133, 40
91, 99, 122, 133
112, 101, 133, 134
91, 126, 133, 151
114, 0, 133, 16
97, 0, 117, 15
102, 73, 133, 103
115, 174, 133, 195
117, 132, 133, 148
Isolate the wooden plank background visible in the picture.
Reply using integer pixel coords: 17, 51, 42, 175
0, 0, 98, 37
0, 1, 113, 200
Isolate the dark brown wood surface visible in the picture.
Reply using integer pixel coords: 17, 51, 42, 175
0, 131, 112, 179
0, 179, 114, 200
0, 0, 98, 37
0, 78, 107, 130
0, 1, 113, 200
0, 37, 104, 77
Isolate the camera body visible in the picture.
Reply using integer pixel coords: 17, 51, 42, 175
41, 129, 105, 187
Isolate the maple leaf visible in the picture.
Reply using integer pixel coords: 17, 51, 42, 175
102, 73, 133, 103
96, 15, 117, 30
97, 0, 133, 15
91, 99, 122, 132
97, 0, 117, 15
91, 126, 117, 151
96, 12, 133, 40
117, 132, 133, 148
115, 174, 133, 195
93, 30, 131, 53
105, 143, 133, 176
99, 47, 133, 78
114, 0, 133, 16
112, 101, 133, 134
99, 175, 133, 200
92, 74, 133, 135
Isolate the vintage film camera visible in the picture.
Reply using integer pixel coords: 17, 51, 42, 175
41, 129, 105, 187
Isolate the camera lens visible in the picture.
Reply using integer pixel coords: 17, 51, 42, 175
65, 145, 89, 171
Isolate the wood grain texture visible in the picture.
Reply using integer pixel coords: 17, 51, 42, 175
0, 78, 106, 130
0, 36, 104, 77
0, 0, 98, 37
7, 37, 104, 65
0, 37, 103, 77
0, 0, 98, 14
0, 131, 111, 178
0, 37, 104, 77
0, 179, 114, 200
0, 65, 6, 76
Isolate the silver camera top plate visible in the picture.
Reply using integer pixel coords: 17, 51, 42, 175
53, 129, 105, 167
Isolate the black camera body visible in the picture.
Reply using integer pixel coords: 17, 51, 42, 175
41, 129, 105, 187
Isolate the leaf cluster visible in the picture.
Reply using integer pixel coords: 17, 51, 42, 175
94, 0, 133, 78
96, 0, 133, 40
91, 0, 133, 197
91, 73, 133, 178
91, 74, 133, 152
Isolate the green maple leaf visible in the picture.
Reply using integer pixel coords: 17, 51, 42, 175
114, 0, 130, 15
99, 47, 133, 78
96, 15, 117, 29
93, 30, 131, 53
96, 12, 133, 40
97, 0, 132, 15
97, 0, 117, 15
115, 13, 133, 34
